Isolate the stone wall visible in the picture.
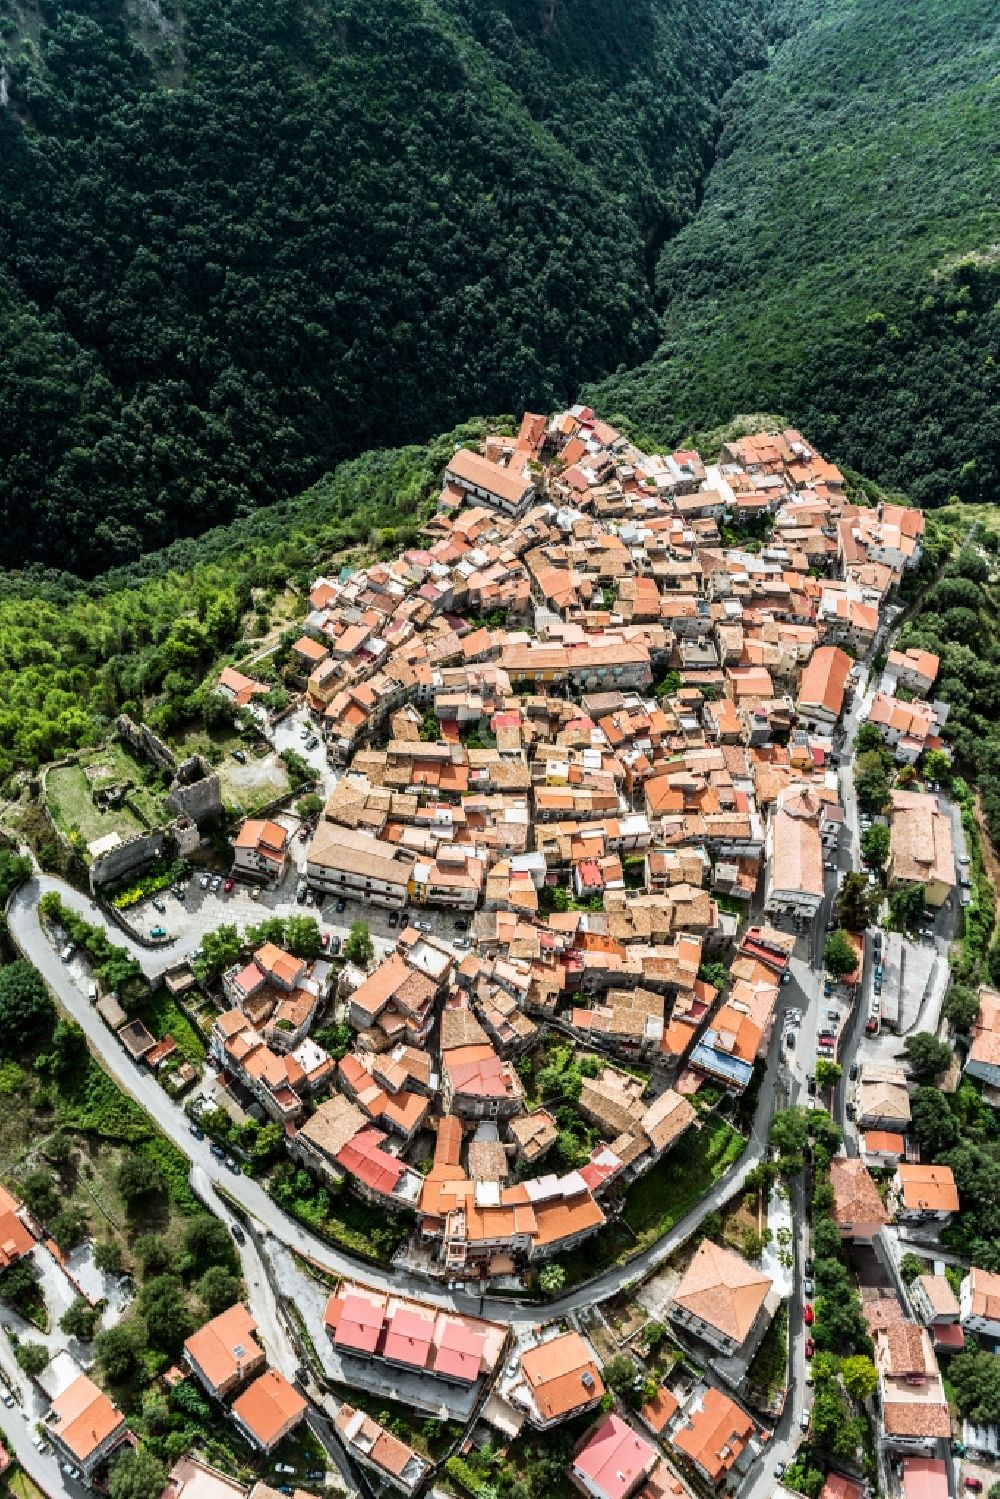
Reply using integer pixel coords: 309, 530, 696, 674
116, 715, 177, 774
166, 774, 223, 826
90, 829, 167, 887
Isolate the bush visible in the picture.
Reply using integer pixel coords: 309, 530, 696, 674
16, 1342, 49, 1376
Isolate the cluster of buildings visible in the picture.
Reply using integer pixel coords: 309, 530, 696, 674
215, 413, 941, 1283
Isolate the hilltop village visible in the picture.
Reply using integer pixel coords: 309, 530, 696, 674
0, 407, 987, 1499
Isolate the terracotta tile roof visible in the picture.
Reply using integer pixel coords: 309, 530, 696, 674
894, 1163, 959, 1214
830, 1156, 889, 1229
232, 1369, 306, 1449
184, 1304, 263, 1392
48, 1374, 127, 1463
671, 1240, 772, 1342
518, 1332, 604, 1421
670, 1386, 753, 1483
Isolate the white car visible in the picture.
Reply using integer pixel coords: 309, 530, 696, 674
201, 873, 211, 889
60, 942, 75, 962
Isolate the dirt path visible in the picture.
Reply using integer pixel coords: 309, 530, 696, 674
973, 790, 1000, 933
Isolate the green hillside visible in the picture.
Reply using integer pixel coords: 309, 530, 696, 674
0, 0, 764, 573
592, 0, 1000, 506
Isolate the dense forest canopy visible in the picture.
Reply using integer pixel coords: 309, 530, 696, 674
0, 0, 765, 573
592, 0, 1000, 508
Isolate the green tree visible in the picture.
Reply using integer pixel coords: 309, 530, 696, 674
824, 930, 858, 979
890, 882, 926, 931
841, 1354, 878, 1402
899, 1253, 928, 1285
60, 1297, 100, 1341
814, 1059, 842, 1088
860, 823, 890, 868
855, 723, 885, 754
835, 872, 878, 932
0, 961, 53, 1053
193, 925, 241, 982
16, 1342, 49, 1377
344, 921, 375, 967
950, 1347, 1000, 1425
295, 793, 324, 821
285, 915, 322, 960
603, 1354, 641, 1403
184, 1215, 238, 1273
20, 1167, 58, 1217
911, 1087, 960, 1155
922, 748, 952, 784
0, 1260, 41, 1312
134, 1234, 170, 1276
944, 983, 981, 1033
51, 1206, 87, 1252
904, 1032, 952, 1079
538, 1264, 566, 1295
94, 1239, 124, 1274
108, 1447, 168, 1499
118, 1153, 163, 1204
138, 1274, 192, 1353
197, 1266, 242, 1317
854, 755, 891, 811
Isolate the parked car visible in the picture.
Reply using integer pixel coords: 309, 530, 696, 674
455, 918, 469, 931
454, 936, 470, 949
335, 897, 346, 913
388, 911, 399, 928
151, 896, 166, 913
964, 1480, 984, 1493
320, 932, 331, 949
414, 919, 432, 933
805, 1338, 815, 1359
189, 1123, 204, 1140
150, 926, 167, 939
807, 1077, 816, 1097
818, 1030, 835, 1044
823, 980, 833, 996
804, 1278, 814, 1296
88, 982, 98, 1001
329, 937, 342, 956
226, 1156, 240, 1173
781, 972, 791, 985
275, 1466, 296, 1477
1, 1391, 13, 1408
224, 878, 234, 893
210, 1143, 226, 1160
800, 1409, 811, 1430
804, 1256, 814, 1276
875, 965, 883, 980
231, 1224, 246, 1245
201, 873, 211, 889
60, 942, 75, 963
774, 1462, 786, 1480
233, 749, 247, 764
803, 1303, 814, 1325
866, 1018, 878, 1034
785, 1031, 795, 1051
826, 1009, 839, 1022
300, 725, 310, 739
210, 874, 222, 892
305, 890, 315, 906
849, 1062, 859, 1080
251, 885, 262, 900
824, 860, 837, 871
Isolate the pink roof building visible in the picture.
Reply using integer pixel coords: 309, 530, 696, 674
432, 1320, 487, 1383
570, 1414, 658, 1499
382, 1307, 434, 1370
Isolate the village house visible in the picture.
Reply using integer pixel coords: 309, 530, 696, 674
231, 1369, 307, 1453
668, 1240, 774, 1358
183, 1304, 266, 1401
888, 789, 956, 908
509, 1331, 605, 1429
829, 1156, 890, 1244
889, 1164, 959, 1226
959, 1265, 1000, 1344
43, 1374, 133, 1483
570, 1413, 659, 1499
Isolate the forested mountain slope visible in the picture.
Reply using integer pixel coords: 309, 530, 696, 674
592, 0, 1000, 507
0, 0, 765, 573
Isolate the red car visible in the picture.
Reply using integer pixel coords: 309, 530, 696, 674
223, 878, 234, 893
320, 932, 331, 950
804, 1338, 815, 1359
963, 1480, 983, 1494
803, 1303, 814, 1325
